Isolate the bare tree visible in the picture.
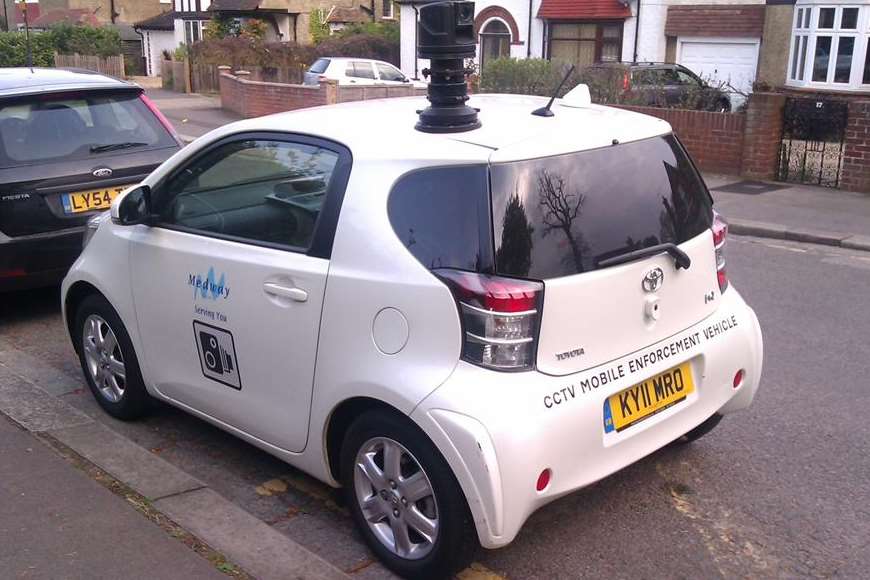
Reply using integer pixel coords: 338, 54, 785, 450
537, 170, 587, 272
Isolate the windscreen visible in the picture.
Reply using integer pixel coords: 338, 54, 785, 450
309, 58, 330, 74
491, 135, 713, 280
0, 91, 175, 168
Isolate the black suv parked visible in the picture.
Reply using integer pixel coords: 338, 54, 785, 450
585, 62, 732, 112
0, 68, 182, 291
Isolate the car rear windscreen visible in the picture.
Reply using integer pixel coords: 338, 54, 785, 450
309, 58, 330, 74
490, 135, 713, 280
0, 91, 176, 168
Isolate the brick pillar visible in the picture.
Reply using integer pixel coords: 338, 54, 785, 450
840, 100, 870, 193
741, 92, 786, 180
322, 79, 339, 105
218, 66, 233, 113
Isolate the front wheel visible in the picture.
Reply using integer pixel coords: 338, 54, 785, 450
74, 294, 152, 420
341, 410, 477, 579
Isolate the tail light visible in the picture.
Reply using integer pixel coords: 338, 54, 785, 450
712, 211, 728, 292
622, 71, 630, 91
139, 94, 180, 141
435, 269, 543, 372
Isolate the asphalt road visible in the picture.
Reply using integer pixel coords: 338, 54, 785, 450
1, 235, 868, 579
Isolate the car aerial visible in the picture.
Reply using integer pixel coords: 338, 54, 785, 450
0, 68, 182, 292
61, 48, 763, 579
304, 57, 427, 88
585, 62, 734, 112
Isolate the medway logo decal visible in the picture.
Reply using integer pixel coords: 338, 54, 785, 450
188, 267, 231, 300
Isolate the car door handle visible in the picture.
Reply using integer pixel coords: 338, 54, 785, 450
263, 282, 308, 302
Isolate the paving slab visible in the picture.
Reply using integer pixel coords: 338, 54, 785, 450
48, 421, 205, 501
155, 487, 350, 580
0, 336, 83, 396
842, 235, 870, 251
0, 364, 91, 432
0, 416, 224, 580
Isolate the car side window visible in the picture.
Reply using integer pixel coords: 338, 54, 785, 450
346, 61, 376, 79
156, 139, 340, 250
676, 70, 701, 86
376, 63, 405, 82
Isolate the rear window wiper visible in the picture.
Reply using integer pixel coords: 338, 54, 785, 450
90, 142, 148, 153
597, 243, 692, 270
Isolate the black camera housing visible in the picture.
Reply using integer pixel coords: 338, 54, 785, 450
417, 1, 476, 59
415, 1, 481, 133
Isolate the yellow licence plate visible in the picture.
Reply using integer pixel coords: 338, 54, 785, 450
62, 185, 131, 214
604, 362, 695, 433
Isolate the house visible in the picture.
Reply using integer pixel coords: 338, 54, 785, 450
778, 1, 870, 93
134, 9, 176, 75
3, 1, 40, 31
398, 0, 769, 96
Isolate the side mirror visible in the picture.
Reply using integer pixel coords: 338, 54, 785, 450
114, 185, 153, 226
402, 77, 410, 83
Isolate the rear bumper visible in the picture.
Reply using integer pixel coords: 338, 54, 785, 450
0, 227, 84, 292
412, 288, 763, 549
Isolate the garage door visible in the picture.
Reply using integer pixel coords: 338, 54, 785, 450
678, 39, 759, 96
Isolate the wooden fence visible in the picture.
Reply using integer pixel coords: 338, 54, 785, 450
54, 53, 125, 78
189, 62, 308, 93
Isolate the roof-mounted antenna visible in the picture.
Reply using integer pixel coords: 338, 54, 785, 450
531, 65, 576, 117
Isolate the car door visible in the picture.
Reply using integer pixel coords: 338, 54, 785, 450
128, 133, 351, 453
344, 60, 377, 85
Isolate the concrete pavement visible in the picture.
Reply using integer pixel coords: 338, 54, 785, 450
146, 88, 242, 143
0, 414, 226, 580
706, 175, 870, 251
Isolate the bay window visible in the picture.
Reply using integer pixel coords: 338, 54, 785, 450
788, 3, 870, 90
548, 22, 623, 68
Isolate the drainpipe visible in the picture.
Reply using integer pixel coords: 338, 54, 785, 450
412, 4, 419, 79
526, 0, 532, 57
110, 0, 117, 23
632, 0, 641, 62
3, 0, 9, 32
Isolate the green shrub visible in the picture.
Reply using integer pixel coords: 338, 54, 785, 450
315, 33, 399, 66
309, 9, 329, 44
0, 31, 56, 67
480, 58, 579, 97
50, 22, 121, 58
335, 21, 399, 44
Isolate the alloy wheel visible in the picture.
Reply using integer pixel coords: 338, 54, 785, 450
353, 436, 439, 559
82, 314, 127, 403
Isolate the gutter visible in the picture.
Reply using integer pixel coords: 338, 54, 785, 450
527, 0, 532, 58
633, 0, 641, 62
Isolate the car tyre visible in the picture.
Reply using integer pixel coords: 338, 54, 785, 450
341, 409, 478, 579
74, 294, 152, 420
673, 413, 723, 445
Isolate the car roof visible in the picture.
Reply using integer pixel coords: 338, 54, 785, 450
200, 93, 672, 164
321, 57, 393, 65
0, 67, 136, 98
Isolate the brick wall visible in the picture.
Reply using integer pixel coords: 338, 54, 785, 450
617, 105, 746, 174
219, 70, 427, 118
841, 100, 870, 193
741, 92, 786, 180
665, 5, 765, 38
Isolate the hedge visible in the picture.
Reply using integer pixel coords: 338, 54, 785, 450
0, 24, 121, 68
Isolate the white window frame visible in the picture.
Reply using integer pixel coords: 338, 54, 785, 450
382, 0, 394, 19
787, 2, 870, 91
184, 20, 207, 45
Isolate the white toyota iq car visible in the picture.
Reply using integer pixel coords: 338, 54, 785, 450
62, 91, 763, 579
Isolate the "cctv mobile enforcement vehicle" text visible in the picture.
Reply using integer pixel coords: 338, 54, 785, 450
61, 2, 763, 577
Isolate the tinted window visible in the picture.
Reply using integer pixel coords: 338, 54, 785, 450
158, 139, 340, 250
388, 166, 492, 271
491, 135, 713, 280
309, 58, 330, 74
0, 92, 175, 168
346, 61, 376, 79
376, 63, 405, 82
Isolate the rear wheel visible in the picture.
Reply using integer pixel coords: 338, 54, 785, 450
74, 294, 152, 420
674, 413, 723, 444
341, 409, 477, 579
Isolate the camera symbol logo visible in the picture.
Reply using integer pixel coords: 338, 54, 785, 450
194, 321, 241, 390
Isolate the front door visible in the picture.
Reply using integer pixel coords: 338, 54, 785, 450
129, 133, 350, 453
